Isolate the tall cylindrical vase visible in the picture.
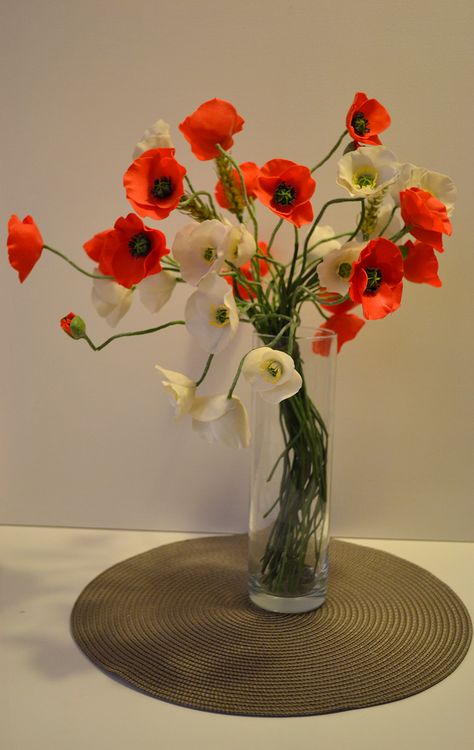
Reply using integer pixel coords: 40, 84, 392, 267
248, 328, 337, 613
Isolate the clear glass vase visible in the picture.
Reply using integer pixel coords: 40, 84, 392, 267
248, 327, 337, 613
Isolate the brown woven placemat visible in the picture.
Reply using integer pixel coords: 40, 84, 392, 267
71, 535, 471, 716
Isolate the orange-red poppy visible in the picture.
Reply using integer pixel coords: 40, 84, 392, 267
399, 187, 451, 252
179, 98, 245, 161
349, 237, 404, 320
403, 240, 442, 287
7, 215, 44, 282
255, 159, 316, 227
123, 148, 186, 221
84, 214, 169, 288
215, 161, 259, 209
346, 92, 391, 146
313, 313, 365, 355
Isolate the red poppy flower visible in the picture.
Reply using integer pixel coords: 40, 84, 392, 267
84, 214, 169, 288
399, 187, 452, 252
346, 92, 391, 146
123, 148, 186, 221
179, 98, 245, 161
7, 215, 44, 282
225, 241, 269, 300
313, 313, 365, 355
403, 240, 441, 287
215, 161, 259, 209
255, 159, 316, 227
349, 237, 404, 320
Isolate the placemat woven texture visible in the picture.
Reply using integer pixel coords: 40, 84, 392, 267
71, 535, 471, 716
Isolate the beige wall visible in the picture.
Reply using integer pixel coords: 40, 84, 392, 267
1, 0, 473, 539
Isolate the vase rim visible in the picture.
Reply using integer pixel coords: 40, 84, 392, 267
255, 325, 337, 342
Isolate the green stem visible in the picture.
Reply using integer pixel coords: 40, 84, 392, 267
44, 245, 112, 280
82, 320, 185, 351
311, 130, 348, 173
195, 354, 214, 387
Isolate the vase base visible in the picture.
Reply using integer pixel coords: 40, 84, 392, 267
249, 587, 326, 614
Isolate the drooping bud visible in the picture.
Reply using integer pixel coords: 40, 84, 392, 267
60, 312, 87, 340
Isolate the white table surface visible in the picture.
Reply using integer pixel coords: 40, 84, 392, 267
1, 525, 473, 750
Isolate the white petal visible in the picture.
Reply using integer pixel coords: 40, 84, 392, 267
259, 370, 303, 403
222, 224, 257, 267
155, 365, 196, 418
337, 146, 400, 197
138, 271, 176, 313
242, 347, 296, 392
91, 271, 133, 327
185, 274, 239, 354
172, 220, 227, 286
242, 347, 302, 402
133, 119, 173, 159
307, 224, 342, 260
191, 395, 250, 449
317, 242, 364, 295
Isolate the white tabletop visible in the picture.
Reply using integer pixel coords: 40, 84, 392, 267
1, 525, 473, 750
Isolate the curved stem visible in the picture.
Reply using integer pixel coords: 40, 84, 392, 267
195, 353, 214, 387
82, 320, 185, 352
311, 130, 348, 173
44, 245, 112, 280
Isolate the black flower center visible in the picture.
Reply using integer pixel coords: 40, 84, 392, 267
365, 267, 382, 293
274, 182, 296, 206
151, 177, 173, 199
351, 111, 370, 136
128, 232, 152, 258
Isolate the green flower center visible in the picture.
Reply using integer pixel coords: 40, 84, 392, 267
211, 304, 230, 327
263, 359, 283, 382
151, 177, 173, 199
128, 232, 152, 258
203, 246, 217, 263
351, 111, 370, 136
365, 267, 383, 293
338, 261, 353, 279
353, 168, 378, 190
274, 182, 296, 206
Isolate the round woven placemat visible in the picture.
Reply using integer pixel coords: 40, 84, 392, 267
71, 535, 471, 716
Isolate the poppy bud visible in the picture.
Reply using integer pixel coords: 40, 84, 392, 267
60, 312, 86, 340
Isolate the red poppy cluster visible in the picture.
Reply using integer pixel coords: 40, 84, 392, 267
6, 93, 453, 357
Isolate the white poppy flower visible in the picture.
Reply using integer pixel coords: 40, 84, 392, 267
172, 220, 228, 286
133, 119, 173, 159
242, 347, 303, 404
307, 224, 342, 262
185, 273, 239, 354
221, 221, 257, 268
191, 394, 251, 449
91, 269, 133, 327
317, 241, 365, 295
155, 366, 196, 419
138, 271, 176, 313
390, 163, 457, 216
337, 146, 400, 197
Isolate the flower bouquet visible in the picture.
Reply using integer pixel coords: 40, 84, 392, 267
7, 93, 455, 612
